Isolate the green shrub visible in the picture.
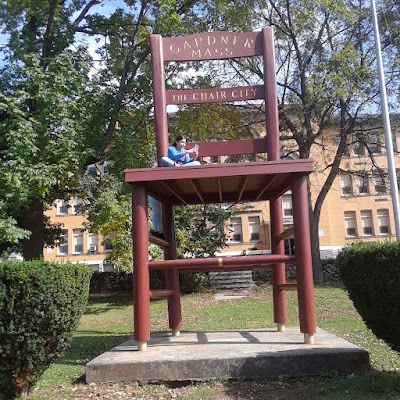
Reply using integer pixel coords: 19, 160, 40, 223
337, 241, 400, 352
180, 272, 209, 294
0, 261, 92, 399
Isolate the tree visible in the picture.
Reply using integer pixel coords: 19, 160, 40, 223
0, 0, 214, 259
0, 0, 103, 259
256, 0, 397, 282
73, 1, 258, 269
202, 0, 394, 282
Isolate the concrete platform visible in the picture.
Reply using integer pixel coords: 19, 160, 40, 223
86, 327, 369, 383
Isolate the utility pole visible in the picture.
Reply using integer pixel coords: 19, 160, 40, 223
371, 0, 400, 240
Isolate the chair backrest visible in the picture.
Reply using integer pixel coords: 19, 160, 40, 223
150, 27, 280, 166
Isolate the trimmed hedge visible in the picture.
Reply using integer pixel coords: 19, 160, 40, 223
0, 261, 92, 399
337, 241, 400, 352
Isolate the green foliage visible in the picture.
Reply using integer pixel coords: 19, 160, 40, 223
172, 102, 256, 143
0, 260, 92, 399
175, 203, 234, 259
79, 174, 133, 271
337, 241, 400, 353
180, 272, 210, 294
0, 47, 95, 257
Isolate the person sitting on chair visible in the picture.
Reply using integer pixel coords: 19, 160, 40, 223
161, 135, 200, 167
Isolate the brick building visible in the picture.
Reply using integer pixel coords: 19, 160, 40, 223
44, 125, 400, 268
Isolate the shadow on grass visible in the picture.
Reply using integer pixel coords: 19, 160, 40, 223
55, 332, 131, 367
83, 292, 133, 315
222, 369, 400, 400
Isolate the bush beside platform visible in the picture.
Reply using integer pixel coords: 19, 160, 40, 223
337, 241, 400, 353
0, 261, 92, 399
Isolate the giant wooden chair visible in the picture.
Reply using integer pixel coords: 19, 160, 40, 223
124, 27, 316, 351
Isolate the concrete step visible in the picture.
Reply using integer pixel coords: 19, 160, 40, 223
209, 271, 253, 291
86, 327, 370, 383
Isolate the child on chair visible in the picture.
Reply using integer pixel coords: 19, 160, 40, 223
161, 135, 200, 167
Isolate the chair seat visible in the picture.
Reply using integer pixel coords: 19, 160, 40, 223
124, 159, 313, 205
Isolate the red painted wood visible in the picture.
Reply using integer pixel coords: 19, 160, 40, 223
131, 27, 317, 343
150, 34, 169, 166
149, 254, 296, 270
186, 138, 267, 157
125, 160, 314, 183
270, 196, 287, 325
166, 85, 264, 105
262, 27, 280, 161
162, 31, 263, 62
163, 203, 182, 331
132, 184, 150, 342
292, 176, 317, 334
150, 289, 174, 299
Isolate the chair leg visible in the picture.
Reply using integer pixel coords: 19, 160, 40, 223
292, 176, 317, 344
163, 203, 183, 335
132, 184, 150, 351
270, 196, 287, 330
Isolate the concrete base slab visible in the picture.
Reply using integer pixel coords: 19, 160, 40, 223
86, 327, 369, 383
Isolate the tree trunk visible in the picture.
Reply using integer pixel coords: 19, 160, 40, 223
306, 176, 324, 284
309, 210, 324, 284
22, 198, 44, 260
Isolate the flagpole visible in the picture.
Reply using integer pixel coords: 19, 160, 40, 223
370, 0, 400, 240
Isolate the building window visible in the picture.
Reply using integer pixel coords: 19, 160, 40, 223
88, 233, 99, 253
360, 210, 374, 236
103, 235, 114, 252
72, 229, 84, 254
368, 132, 382, 154
282, 194, 293, 217
57, 230, 68, 255
248, 216, 261, 242
397, 169, 400, 191
340, 174, 353, 196
356, 174, 369, 195
377, 209, 390, 234
210, 156, 220, 164
72, 197, 84, 215
373, 173, 386, 194
57, 200, 68, 215
353, 137, 365, 156
229, 217, 243, 242
344, 211, 357, 237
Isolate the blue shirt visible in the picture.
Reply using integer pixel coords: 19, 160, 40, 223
167, 146, 193, 164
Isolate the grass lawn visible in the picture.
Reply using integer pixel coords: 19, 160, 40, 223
28, 284, 400, 399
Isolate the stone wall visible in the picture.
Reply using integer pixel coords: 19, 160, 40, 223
253, 259, 339, 284
90, 271, 133, 293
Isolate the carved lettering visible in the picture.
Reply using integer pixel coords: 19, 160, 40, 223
244, 38, 254, 48
170, 44, 180, 53
167, 34, 254, 59
172, 93, 187, 102
207, 35, 216, 45
187, 88, 257, 102
192, 49, 201, 58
